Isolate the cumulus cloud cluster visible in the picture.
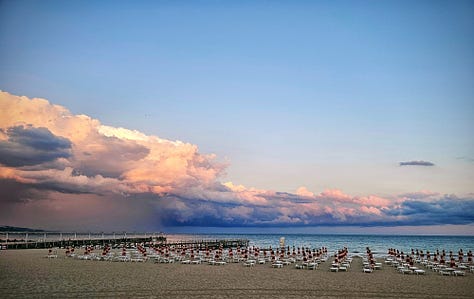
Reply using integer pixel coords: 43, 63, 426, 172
0, 91, 473, 231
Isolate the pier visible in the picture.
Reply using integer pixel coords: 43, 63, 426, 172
0, 232, 249, 250
0, 231, 165, 250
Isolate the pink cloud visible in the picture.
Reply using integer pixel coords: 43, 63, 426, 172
0, 91, 225, 198
359, 206, 383, 216
319, 189, 352, 202
355, 195, 392, 208
296, 186, 314, 197
399, 190, 440, 200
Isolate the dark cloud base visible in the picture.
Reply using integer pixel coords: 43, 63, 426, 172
154, 194, 474, 228
0, 125, 71, 167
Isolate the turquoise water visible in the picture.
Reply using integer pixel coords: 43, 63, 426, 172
166, 233, 474, 257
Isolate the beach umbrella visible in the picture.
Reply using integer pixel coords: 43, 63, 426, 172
467, 250, 472, 263
450, 257, 456, 267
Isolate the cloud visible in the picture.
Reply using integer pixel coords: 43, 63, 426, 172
399, 160, 435, 166
0, 90, 473, 230
295, 186, 314, 197
0, 125, 71, 167
399, 190, 439, 200
383, 195, 474, 226
319, 189, 352, 202
0, 91, 225, 195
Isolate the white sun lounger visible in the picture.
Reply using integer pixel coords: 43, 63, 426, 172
414, 269, 425, 275
453, 270, 465, 276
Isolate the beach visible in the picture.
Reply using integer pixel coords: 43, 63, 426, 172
1, 249, 473, 298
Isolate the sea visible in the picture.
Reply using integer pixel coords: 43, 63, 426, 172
2, 232, 473, 258
165, 233, 474, 258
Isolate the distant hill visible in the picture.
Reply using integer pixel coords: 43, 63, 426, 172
0, 226, 46, 232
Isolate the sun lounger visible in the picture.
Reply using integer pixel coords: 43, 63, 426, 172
244, 260, 255, 267
363, 268, 373, 273
401, 268, 412, 274
338, 266, 348, 271
414, 269, 425, 275
272, 262, 283, 268
453, 270, 465, 276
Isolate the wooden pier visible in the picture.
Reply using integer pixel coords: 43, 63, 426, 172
0, 232, 249, 250
0, 232, 165, 250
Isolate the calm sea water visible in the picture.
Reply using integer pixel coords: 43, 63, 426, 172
3, 232, 473, 258
166, 233, 474, 257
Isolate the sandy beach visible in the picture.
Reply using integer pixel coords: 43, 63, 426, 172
0, 249, 473, 298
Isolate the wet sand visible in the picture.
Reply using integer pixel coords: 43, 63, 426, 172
1, 249, 473, 298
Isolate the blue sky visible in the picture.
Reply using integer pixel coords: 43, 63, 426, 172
0, 0, 473, 233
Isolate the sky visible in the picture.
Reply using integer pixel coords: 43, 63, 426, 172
0, 0, 473, 234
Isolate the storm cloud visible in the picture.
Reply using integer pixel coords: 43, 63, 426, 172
0, 125, 71, 167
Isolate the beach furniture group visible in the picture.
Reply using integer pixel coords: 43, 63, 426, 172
385, 247, 472, 276
41, 240, 473, 279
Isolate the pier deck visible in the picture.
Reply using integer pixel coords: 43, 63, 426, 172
0, 232, 248, 250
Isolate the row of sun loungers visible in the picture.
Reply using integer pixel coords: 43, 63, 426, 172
57, 244, 335, 270
385, 248, 472, 276
49, 244, 473, 277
